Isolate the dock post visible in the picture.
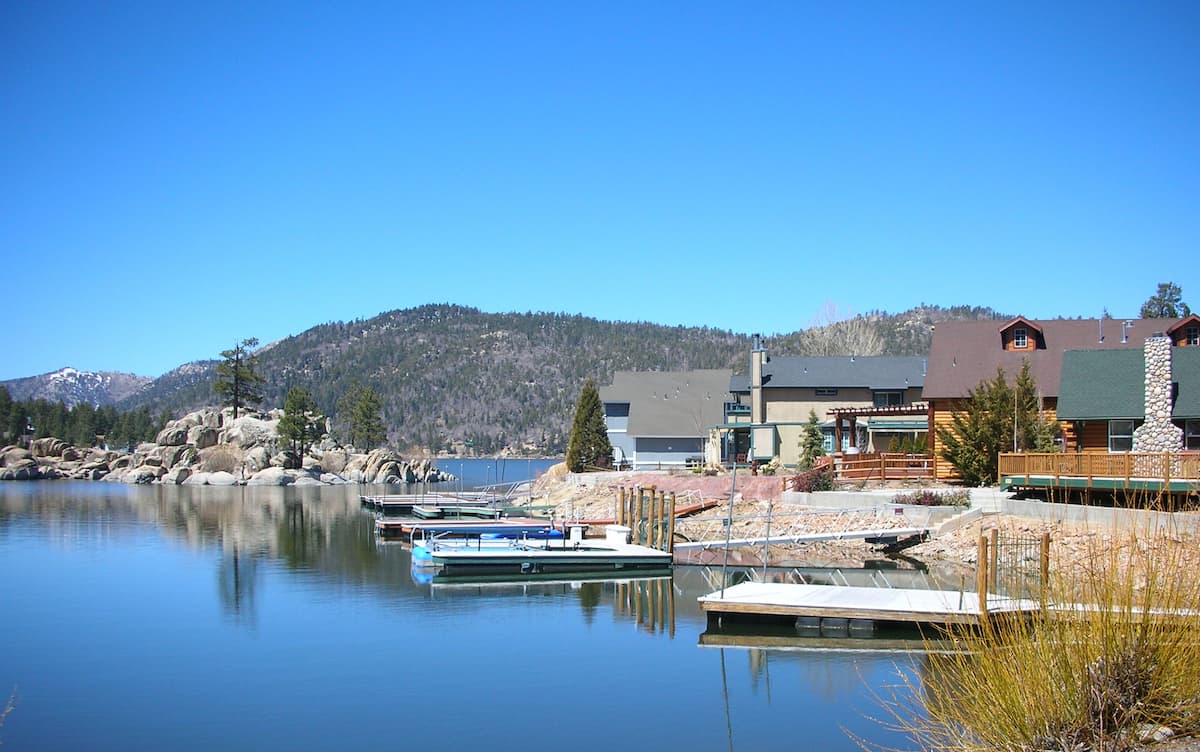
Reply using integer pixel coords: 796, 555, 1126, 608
667, 492, 676, 554
617, 487, 626, 526
1040, 532, 1051, 604
635, 487, 645, 546
977, 535, 989, 626
649, 490, 660, 550
989, 528, 999, 592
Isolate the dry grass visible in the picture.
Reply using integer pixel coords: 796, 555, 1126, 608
868, 522, 1200, 752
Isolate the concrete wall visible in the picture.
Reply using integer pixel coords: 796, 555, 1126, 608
999, 497, 1200, 534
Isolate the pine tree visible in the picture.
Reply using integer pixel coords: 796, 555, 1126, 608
278, 386, 326, 463
1140, 282, 1191, 318
213, 337, 265, 418
338, 383, 386, 449
798, 409, 825, 470
937, 362, 1060, 486
565, 379, 612, 472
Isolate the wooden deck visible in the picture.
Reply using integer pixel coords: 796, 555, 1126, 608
999, 452, 1200, 495
699, 581, 1040, 627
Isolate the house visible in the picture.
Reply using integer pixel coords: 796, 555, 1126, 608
598, 369, 732, 470
924, 316, 1196, 481
722, 336, 928, 466
1057, 334, 1200, 453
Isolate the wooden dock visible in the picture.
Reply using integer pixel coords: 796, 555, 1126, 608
417, 538, 673, 576
699, 581, 1040, 627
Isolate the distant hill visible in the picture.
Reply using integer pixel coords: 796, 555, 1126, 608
1, 368, 151, 408
107, 303, 1008, 454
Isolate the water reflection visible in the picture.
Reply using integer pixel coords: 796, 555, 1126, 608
1, 481, 932, 751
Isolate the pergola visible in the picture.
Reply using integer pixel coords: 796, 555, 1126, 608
828, 402, 930, 451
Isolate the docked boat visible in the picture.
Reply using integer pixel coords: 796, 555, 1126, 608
412, 525, 673, 577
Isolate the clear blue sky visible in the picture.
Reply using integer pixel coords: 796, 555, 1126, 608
3, 1, 1197, 379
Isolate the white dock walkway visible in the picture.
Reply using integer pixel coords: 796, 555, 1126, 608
699, 581, 1040, 626
673, 526, 930, 551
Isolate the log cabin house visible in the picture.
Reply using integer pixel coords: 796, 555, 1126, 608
923, 316, 1198, 482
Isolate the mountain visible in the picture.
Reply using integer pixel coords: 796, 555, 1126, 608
106, 303, 1008, 455
1, 368, 152, 408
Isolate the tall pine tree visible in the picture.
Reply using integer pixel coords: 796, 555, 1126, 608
566, 379, 613, 472
213, 337, 265, 418
278, 386, 326, 463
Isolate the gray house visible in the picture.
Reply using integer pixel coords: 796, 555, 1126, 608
599, 369, 732, 470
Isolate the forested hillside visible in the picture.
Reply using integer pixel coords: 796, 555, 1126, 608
110, 303, 1007, 455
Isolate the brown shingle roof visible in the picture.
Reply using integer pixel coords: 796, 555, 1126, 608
923, 318, 1172, 399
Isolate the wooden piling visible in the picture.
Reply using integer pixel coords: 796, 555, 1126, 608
635, 487, 645, 546
989, 527, 999, 591
617, 486, 626, 526
977, 535, 989, 625
667, 492, 676, 554
1040, 532, 1051, 596
649, 490, 659, 550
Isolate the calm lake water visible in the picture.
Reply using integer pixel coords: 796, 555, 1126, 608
0, 472, 924, 751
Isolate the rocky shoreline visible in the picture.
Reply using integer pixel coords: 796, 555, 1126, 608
0, 407, 452, 487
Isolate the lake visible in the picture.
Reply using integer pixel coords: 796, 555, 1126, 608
0, 474, 923, 751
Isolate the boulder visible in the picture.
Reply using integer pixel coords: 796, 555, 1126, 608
177, 446, 200, 467
61, 446, 82, 462
160, 445, 187, 469
0, 447, 34, 467
187, 425, 219, 450
220, 416, 277, 449
320, 473, 348, 485
162, 467, 192, 485
155, 424, 189, 447
207, 471, 238, 486
243, 446, 271, 473
247, 467, 294, 486
271, 450, 301, 470
319, 448, 349, 474
0, 458, 40, 480
182, 472, 211, 486
127, 465, 164, 484
31, 438, 69, 458
292, 476, 323, 487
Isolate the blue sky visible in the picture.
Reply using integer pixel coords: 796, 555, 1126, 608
3, 1, 1197, 379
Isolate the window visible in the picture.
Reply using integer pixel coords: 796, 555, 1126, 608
1186, 420, 1200, 451
1187, 327, 1199, 346
1013, 327, 1028, 349
815, 388, 838, 397
1108, 419, 1137, 452
873, 391, 903, 407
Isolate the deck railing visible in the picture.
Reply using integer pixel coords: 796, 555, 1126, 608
998, 452, 1200, 484
833, 452, 933, 482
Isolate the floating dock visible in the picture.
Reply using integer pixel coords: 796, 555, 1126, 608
361, 493, 513, 514
375, 516, 558, 540
418, 540, 672, 576
699, 581, 1040, 628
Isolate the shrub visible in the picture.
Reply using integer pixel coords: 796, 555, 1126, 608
890, 489, 970, 507
868, 524, 1200, 751
789, 466, 833, 493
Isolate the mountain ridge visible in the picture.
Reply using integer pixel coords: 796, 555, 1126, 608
5, 303, 1010, 453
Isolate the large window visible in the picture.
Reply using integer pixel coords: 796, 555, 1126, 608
1108, 419, 1137, 452
873, 391, 904, 407
1186, 420, 1200, 451
1013, 327, 1028, 349
1187, 327, 1199, 346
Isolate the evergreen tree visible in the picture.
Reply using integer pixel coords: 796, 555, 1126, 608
278, 386, 326, 462
1140, 282, 1191, 318
937, 362, 1060, 486
798, 409, 825, 470
565, 379, 612, 472
213, 337, 265, 418
337, 383, 386, 449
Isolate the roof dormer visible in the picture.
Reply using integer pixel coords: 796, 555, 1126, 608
999, 317, 1045, 351
1166, 314, 1200, 347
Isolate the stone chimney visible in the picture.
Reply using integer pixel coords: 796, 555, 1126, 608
1132, 334, 1183, 453
750, 334, 767, 424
